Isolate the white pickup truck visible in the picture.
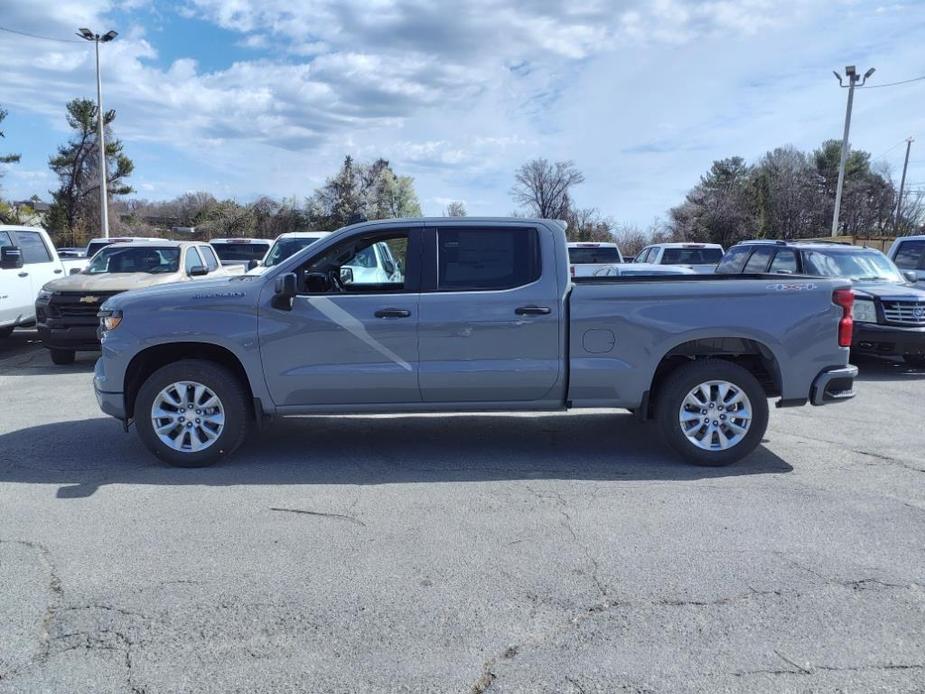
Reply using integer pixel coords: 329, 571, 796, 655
0, 225, 84, 338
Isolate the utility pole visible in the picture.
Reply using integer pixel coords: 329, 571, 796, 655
894, 137, 914, 232
76, 28, 118, 239
831, 65, 876, 237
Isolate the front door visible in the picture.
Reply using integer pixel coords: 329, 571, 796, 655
417, 225, 563, 403
13, 230, 64, 303
0, 230, 33, 326
259, 229, 422, 407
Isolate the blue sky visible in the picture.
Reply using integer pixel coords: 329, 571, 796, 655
1, 0, 924, 228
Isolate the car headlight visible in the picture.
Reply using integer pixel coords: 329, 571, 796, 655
37, 288, 53, 302
852, 298, 876, 323
99, 310, 123, 332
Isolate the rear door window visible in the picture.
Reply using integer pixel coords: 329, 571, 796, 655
12, 231, 52, 264
0, 231, 12, 249
185, 247, 204, 272
715, 247, 751, 274
769, 249, 798, 274
437, 228, 540, 291
743, 247, 774, 273
892, 240, 925, 270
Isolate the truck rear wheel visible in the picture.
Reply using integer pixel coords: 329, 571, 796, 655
655, 359, 769, 467
135, 359, 251, 468
50, 349, 75, 365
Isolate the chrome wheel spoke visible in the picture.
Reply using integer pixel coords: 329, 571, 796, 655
678, 379, 753, 452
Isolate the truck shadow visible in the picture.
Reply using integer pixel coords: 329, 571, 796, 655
0, 412, 792, 498
0, 329, 97, 375
852, 354, 925, 382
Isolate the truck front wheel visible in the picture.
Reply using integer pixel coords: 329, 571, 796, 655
135, 359, 251, 467
50, 349, 75, 365
655, 360, 769, 467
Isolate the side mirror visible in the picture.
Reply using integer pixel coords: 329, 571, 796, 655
69, 267, 82, 275
903, 270, 918, 284
272, 272, 297, 310
247, 259, 259, 271
1, 246, 24, 270
188, 265, 208, 277
339, 267, 354, 284
382, 259, 395, 276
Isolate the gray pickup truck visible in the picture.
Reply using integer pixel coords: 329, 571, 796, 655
93, 218, 858, 468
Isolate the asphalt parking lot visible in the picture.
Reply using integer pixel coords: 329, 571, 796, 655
1, 330, 923, 693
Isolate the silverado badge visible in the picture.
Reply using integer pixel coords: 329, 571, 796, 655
79, 295, 100, 304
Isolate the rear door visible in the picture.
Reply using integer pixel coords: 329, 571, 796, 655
417, 224, 562, 403
12, 230, 63, 300
259, 228, 422, 406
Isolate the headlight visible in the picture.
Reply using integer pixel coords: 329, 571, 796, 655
99, 310, 123, 332
37, 289, 53, 302
852, 299, 876, 323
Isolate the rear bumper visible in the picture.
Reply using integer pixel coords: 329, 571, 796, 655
852, 322, 925, 357
810, 365, 858, 406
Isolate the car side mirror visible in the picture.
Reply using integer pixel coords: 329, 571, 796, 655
339, 267, 354, 284
382, 259, 395, 276
903, 270, 918, 284
69, 267, 82, 275
272, 272, 298, 310
188, 265, 208, 277
247, 259, 259, 271
1, 246, 23, 269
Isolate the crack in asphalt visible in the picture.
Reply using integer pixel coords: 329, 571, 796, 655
268, 506, 366, 526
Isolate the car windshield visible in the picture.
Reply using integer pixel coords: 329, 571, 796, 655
568, 247, 621, 264
86, 246, 180, 274
802, 249, 904, 283
213, 242, 269, 262
264, 237, 323, 267
662, 248, 724, 264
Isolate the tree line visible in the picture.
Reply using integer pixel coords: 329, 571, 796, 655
1, 98, 922, 251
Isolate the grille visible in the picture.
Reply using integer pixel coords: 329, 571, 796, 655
50, 292, 120, 321
881, 299, 925, 326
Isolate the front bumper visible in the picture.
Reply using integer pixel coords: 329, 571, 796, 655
852, 322, 925, 358
94, 357, 126, 421
810, 365, 858, 405
37, 322, 101, 351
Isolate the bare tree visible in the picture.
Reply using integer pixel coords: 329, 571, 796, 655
443, 200, 467, 217
511, 159, 584, 219
565, 207, 613, 242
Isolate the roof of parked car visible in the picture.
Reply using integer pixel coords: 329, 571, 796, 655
105, 240, 198, 248
647, 242, 724, 248
734, 240, 880, 251
275, 231, 331, 239
210, 237, 271, 243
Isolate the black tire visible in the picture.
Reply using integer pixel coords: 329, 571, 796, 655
655, 359, 769, 467
50, 349, 76, 365
903, 355, 925, 368
135, 359, 251, 468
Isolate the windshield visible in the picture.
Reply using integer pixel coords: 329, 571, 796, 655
264, 237, 323, 267
213, 242, 270, 262
662, 248, 724, 265
802, 249, 905, 283
86, 246, 181, 274
568, 247, 622, 264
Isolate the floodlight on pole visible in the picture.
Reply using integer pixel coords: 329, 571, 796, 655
75, 27, 118, 239
830, 64, 875, 237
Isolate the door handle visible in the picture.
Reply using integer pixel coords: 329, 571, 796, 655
515, 305, 551, 316
54, 269, 63, 274
18, 272, 28, 278
374, 308, 411, 318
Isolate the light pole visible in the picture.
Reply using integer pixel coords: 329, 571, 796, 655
894, 137, 914, 232
77, 27, 118, 239
831, 65, 875, 237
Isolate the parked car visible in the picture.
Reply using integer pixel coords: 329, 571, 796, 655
253, 231, 332, 270
717, 240, 925, 366
567, 242, 624, 277
209, 238, 272, 268
36, 241, 239, 364
56, 247, 86, 259
85, 236, 164, 260
93, 218, 856, 469
887, 235, 925, 286
593, 263, 696, 277
0, 225, 85, 338
634, 243, 725, 273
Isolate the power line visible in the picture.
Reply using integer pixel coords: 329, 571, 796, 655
859, 75, 925, 89
0, 25, 84, 44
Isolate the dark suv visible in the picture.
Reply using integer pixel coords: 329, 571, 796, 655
717, 241, 925, 366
